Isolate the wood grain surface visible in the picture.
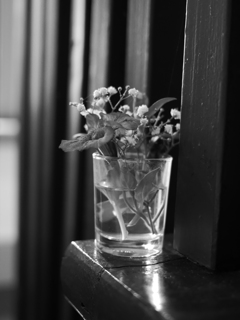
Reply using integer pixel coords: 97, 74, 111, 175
61, 236, 240, 320
174, 0, 240, 270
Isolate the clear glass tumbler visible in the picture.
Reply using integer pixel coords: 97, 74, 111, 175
93, 152, 172, 259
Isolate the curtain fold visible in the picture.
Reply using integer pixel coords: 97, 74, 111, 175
19, 1, 73, 319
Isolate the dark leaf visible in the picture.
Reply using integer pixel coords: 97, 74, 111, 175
120, 166, 137, 190
135, 167, 160, 202
102, 112, 119, 122
97, 200, 115, 222
106, 164, 122, 188
120, 118, 140, 130
146, 98, 177, 118
89, 126, 114, 148
86, 113, 102, 129
59, 134, 90, 152
104, 120, 124, 130
99, 141, 118, 157
103, 112, 140, 130
127, 214, 141, 227
59, 126, 114, 152
115, 127, 127, 137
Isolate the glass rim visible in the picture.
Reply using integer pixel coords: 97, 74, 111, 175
92, 152, 173, 162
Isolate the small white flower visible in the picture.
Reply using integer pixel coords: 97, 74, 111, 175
95, 98, 106, 108
70, 98, 85, 112
99, 87, 108, 96
151, 136, 159, 143
176, 123, 180, 131
151, 126, 160, 143
118, 106, 123, 112
128, 88, 139, 97
164, 124, 173, 135
87, 108, 105, 118
79, 108, 89, 117
126, 130, 133, 136
136, 91, 144, 99
170, 109, 181, 119
140, 118, 148, 125
76, 103, 86, 113
107, 86, 117, 95
136, 105, 149, 117
122, 105, 130, 111
126, 136, 137, 146
119, 105, 130, 112
151, 127, 160, 136
91, 109, 102, 117
126, 111, 133, 116
69, 101, 78, 107
136, 127, 143, 137
93, 89, 101, 99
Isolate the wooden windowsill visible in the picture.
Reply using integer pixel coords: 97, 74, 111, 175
61, 235, 240, 320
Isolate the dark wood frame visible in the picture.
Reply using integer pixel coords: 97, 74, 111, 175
61, 236, 240, 320
173, 0, 240, 270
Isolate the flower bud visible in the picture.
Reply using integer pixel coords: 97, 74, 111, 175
170, 109, 181, 119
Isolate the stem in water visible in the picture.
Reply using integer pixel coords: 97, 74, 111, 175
112, 202, 128, 240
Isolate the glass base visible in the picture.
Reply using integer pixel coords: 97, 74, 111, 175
96, 232, 163, 259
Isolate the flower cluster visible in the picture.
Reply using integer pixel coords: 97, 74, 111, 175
59, 86, 180, 158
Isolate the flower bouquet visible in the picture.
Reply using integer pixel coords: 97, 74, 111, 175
60, 86, 180, 258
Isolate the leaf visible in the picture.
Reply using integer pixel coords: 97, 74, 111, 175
104, 120, 124, 130
116, 113, 140, 130
102, 112, 116, 120
106, 165, 122, 189
98, 141, 118, 157
134, 167, 160, 202
86, 113, 101, 129
146, 98, 177, 118
120, 118, 140, 130
59, 126, 114, 152
97, 200, 115, 222
102, 113, 124, 129
96, 187, 130, 240
97, 199, 136, 223
103, 160, 138, 191
120, 166, 137, 190
127, 214, 141, 227
115, 127, 127, 137
88, 127, 114, 149
59, 134, 90, 152
103, 112, 140, 130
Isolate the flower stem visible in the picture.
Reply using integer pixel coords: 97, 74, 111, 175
130, 192, 153, 229
112, 96, 126, 110
132, 96, 136, 115
143, 202, 157, 234
153, 199, 165, 223
112, 202, 128, 240
123, 192, 138, 214
108, 97, 114, 110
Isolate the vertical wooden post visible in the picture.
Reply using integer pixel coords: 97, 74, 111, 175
174, 0, 240, 270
